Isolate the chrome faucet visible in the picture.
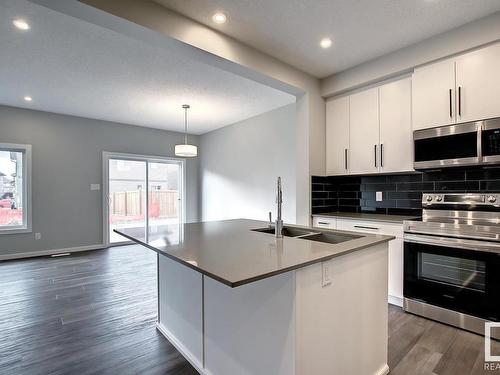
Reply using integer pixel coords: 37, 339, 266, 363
275, 177, 283, 238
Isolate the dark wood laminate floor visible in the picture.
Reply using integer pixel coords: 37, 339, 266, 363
1, 245, 498, 374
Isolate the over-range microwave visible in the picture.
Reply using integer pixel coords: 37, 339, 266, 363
413, 118, 500, 170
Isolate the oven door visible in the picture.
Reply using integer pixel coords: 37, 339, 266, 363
404, 234, 500, 321
482, 118, 500, 165
413, 121, 482, 169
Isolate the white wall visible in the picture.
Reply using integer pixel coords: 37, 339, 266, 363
200, 104, 296, 223
322, 11, 500, 96
0, 105, 199, 257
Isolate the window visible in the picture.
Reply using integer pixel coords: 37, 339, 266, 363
0, 143, 31, 234
103, 152, 184, 246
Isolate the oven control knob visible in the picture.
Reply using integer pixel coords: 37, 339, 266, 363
488, 195, 497, 203
435, 195, 443, 202
426, 195, 433, 202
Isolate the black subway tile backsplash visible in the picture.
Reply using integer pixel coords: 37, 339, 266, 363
311, 167, 500, 216
387, 191, 422, 200
395, 182, 434, 191
480, 180, 500, 191
466, 167, 500, 181
361, 183, 396, 192
434, 181, 480, 192
422, 170, 466, 181
312, 191, 328, 199
386, 174, 423, 183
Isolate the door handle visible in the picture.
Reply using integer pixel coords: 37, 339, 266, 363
344, 148, 348, 170
374, 144, 377, 168
354, 225, 380, 231
380, 144, 384, 168
458, 86, 462, 117
449, 89, 453, 118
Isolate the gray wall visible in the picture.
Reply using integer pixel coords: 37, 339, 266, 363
199, 104, 296, 223
0, 105, 199, 256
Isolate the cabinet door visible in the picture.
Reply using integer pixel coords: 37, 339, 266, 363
456, 43, 500, 123
326, 96, 350, 175
412, 59, 456, 130
312, 216, 336, 229
349, 87, 379, 174
379, 78, 413, 173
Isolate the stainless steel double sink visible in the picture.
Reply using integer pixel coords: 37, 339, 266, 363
251, 226, 361, 244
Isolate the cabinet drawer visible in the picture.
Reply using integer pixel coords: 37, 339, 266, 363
336, 218, 403, 238
312, 216, 336, 229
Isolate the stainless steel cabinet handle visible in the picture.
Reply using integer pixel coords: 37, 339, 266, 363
344, 148, 348, 170
449, 89, 452, 118
374, 144, 377, 168
354, 225, 379, 230
380, 144, 384, 168
318, 221, 330, 225
458, 86, 462, 116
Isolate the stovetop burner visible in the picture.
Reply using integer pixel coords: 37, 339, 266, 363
404, 193, 500, 242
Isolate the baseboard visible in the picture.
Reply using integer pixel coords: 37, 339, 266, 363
388, 295, 403, 307
156, 322, 205, 374
0, 243, 105, 261
374, 364, 390, 375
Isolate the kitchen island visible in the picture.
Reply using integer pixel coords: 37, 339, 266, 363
116, 219, 393, 375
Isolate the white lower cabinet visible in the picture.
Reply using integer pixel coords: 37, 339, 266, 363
312, 216, 336, 229
315, 216, 404, 306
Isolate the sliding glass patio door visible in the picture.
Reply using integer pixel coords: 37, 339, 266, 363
104, 153, 184, 246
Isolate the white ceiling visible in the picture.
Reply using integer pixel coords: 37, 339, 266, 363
156, 0, 500, 78
0, 0, 295, 135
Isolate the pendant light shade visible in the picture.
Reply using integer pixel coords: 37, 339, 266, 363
175, 104, 198, 158
175, 144, 198, 157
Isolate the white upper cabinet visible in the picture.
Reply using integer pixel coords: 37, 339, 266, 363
379, 78, 413, 173
412, 59, 456, 130
325, 77, 413, 176
326, 96, 350, 175
455, 43, 500, 123
349, 87, 379, 174
412, 42, 500, 130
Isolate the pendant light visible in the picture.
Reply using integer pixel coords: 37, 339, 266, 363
175, 104, 198, 157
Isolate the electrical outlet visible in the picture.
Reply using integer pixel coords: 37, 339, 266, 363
90, 184, 100, 191
321, 261, 332, 287
376, 191, 383, 201
35, 233, 41, 240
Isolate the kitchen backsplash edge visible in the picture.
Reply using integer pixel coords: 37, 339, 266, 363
311, 167, 500, 216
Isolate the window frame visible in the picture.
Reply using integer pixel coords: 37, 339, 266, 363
0, 143, 32, 235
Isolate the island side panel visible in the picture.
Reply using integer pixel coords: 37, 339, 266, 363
157, 255, 204, 371
295, 243, 389, 375
203, 272, 296, 375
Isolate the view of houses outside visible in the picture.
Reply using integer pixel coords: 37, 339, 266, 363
108, 159, 180, 243
0, 150, 23, 228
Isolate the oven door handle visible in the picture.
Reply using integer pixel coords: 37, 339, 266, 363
404, 233, 500, 254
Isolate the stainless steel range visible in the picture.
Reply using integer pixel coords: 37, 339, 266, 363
403, 193, 500, 339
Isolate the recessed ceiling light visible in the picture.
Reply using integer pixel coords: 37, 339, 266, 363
24, 96, 32, 102
320, 38, 332, 49
212, 12, 227, 24
13, 19, 30, 30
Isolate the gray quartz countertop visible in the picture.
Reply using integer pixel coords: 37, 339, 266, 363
115, 219, 393, 288
312, 212, 419, 223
